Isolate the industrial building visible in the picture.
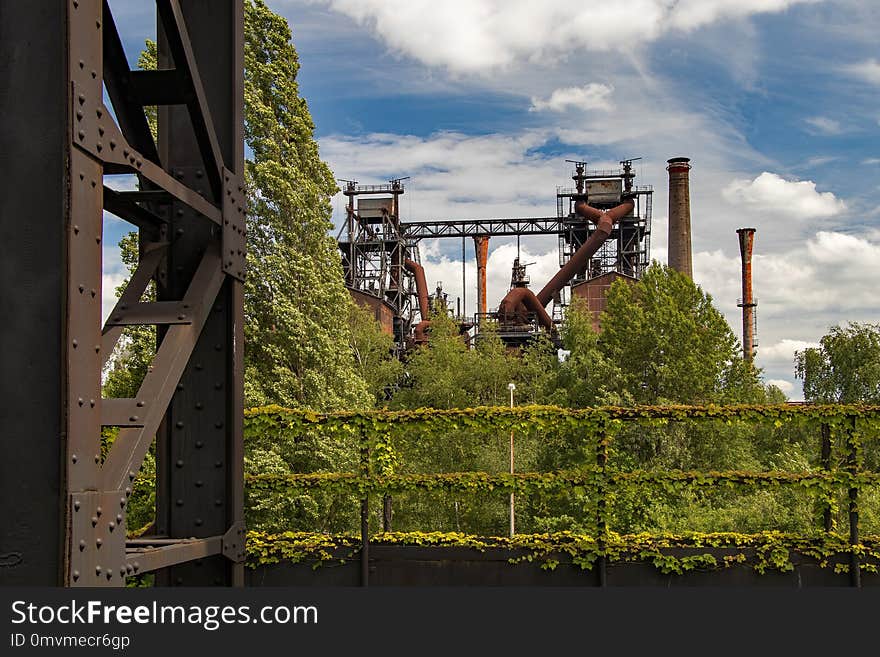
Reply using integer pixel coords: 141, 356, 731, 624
339, 157, 704, 352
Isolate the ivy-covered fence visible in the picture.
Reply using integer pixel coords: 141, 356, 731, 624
236, 404, 880, 582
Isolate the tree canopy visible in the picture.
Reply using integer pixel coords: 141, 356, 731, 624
795, 322, 880, 403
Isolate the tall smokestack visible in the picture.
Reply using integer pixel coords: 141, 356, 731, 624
667, 157, 693, 278
474, 236, 489, 317
736, 228, 757, 362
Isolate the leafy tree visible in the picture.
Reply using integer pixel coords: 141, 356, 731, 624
242, 0, 369, 410
795, 322, 880, 402
598, 263, 761, 404
348, 303, 403, 406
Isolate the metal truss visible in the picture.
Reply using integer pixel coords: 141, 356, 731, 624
0, 0, 244, 586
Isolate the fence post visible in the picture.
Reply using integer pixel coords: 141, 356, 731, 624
360, 437, 370, 587
595, 429, 608, 587
821, 423, 833, 532
845, 416, 860, 588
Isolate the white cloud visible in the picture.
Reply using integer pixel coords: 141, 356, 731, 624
843, 58, 880, 85
722, 172, 846, 220
804, 116, 843, 136
759, 339, 820, 362
312, 0, 819, 73
530, 84, 614, 113
766, 379, 794, 395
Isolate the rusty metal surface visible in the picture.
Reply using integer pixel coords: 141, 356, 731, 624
474, 236, 489, 316
667, 157, 693, 279
736, 227, 757, 362
0, 0, 243, 586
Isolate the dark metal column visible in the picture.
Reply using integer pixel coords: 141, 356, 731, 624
155, 0, 245, 587
0, 0, 74, 585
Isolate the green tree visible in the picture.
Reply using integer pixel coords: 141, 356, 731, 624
598, 263, 760, 404
348, 303, 403, 406
795, 322, 880, 402
243, 0, 369, 410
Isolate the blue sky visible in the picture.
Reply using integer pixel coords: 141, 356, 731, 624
107, 0, 879, 399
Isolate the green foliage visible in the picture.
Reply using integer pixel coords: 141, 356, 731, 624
796, 322, 880, 403
598, 263, 762, 404
348, 303, 403, 406
242, 0, 370, 410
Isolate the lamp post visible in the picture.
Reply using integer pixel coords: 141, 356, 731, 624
508, 382, 516, 538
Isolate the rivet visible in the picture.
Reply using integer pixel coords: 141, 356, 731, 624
96, 108, 102, 119
133, 562, 140, 573
129, 416, 138, 422
214, 382, 223, 390
178, 314, 186, 320
78, 284, 84, 293
94, 454, 100, 464
72, 571, 80, 581
177, 383, 185, 391
123, 149, 129, 158
77, 94, 85, 105
89, 400, 95, 408
72, 339, 78, 348
124, 488, 131, 497
120, 567, 126, 577
176, 209, 185, 217
94, 345, 100, 353
195, 440, 203, 449
214, 499, 223, 507
116, 514, 123, 523
91, 516, 97, 527
76, 110, 83, 121
91, 289, 96, 298
106, 571, 112, 580
96, 538, 102, 548
95, 566, 102, 576
195, 402, 203, 410
195, 363, 203, 370
74, 500, 81, 511
108, 522, 115, 531
110, 140, 116, 149
176, 459, 184, 468
176, 421, 184, 429
71, 454, 78, 464
79, 540, 85, 551
195, 480, 203, 488
77, 130, 85, 141
98, 126, 104, 136
78, 398, 84, 407
136, 401, 144, 408
215, 421, 223, 429
95, 20, 101, 29
176, 499, 184, 507
176, 228, 184, 236
96, 506, 102, 517
126, 565, 133, 574
176, 577, 184, 585
196, 170, 204, 178
214, 461, 223, 468
128, 470, 136, 481
119, 497, 126, 508
78, 59, 84, 68
195, 518, 203, 526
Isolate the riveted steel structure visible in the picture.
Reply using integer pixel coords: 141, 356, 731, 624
0, 0, 245, 586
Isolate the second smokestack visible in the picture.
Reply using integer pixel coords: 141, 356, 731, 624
667, 157, 693, 279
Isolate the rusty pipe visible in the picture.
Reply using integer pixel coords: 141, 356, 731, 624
474, 236, 489, 316
404, 258, 430, 319
496, 286, 553, 331
737, 227, 757, 362
535, 198, 634, 307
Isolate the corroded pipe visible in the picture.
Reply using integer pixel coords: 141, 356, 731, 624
404, 258, 430, 319
405, 259, 432, 344
496, 286, 553, 331
535, 198, 634, 307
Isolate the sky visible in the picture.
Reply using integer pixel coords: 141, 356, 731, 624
106, 0, 880, 400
